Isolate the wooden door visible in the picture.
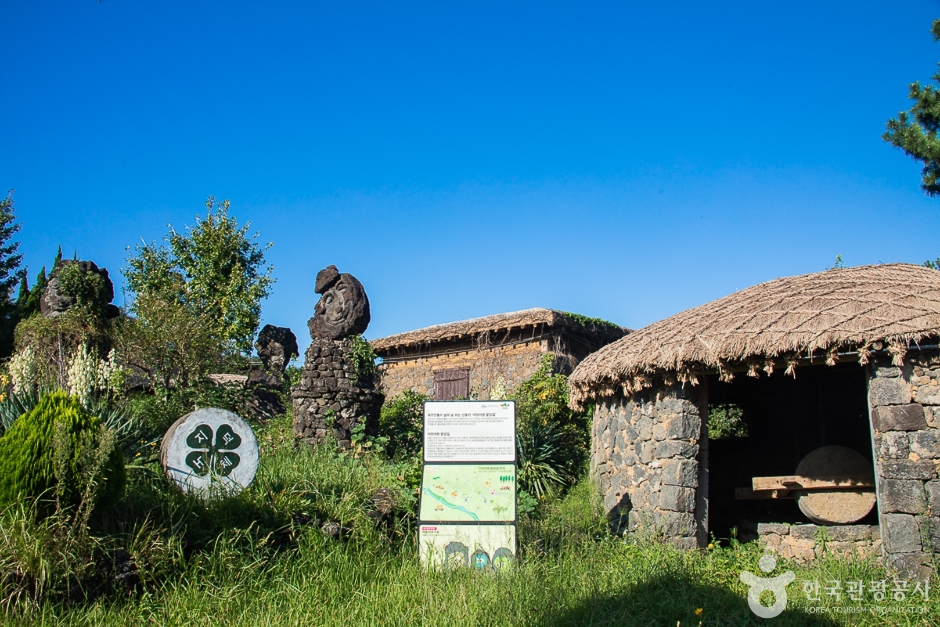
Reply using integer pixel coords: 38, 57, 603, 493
434, 367, 470, 400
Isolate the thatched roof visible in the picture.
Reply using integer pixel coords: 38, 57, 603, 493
569, 263, 940, 408
372, 308, 626, 354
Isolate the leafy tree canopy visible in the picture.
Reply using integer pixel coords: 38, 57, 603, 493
884, 19, 940, 196
124, 197, 275, 354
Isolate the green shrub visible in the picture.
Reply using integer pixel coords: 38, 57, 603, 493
512, 354, 591, 491
348, 335, 378, 384
0, 391, 125, 510
517, 421, 569, 499
55, 262, 111, 318
112, 291, 225, 389
707, 403, 748, 440
378, 390, 428, 460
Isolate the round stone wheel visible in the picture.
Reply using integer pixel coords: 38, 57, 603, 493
794, 445, 876, 525
160, 407, 259, 499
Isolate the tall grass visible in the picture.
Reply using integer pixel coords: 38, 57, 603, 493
2, 415, 937, 626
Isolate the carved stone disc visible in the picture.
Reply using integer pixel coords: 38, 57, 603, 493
795, 445, 876, 525
160, 407, 259, 498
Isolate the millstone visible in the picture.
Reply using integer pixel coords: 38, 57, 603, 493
160, 407, 259, 499
794, 445, 876, 525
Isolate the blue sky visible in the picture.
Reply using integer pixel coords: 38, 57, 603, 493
3, 1, 940, 354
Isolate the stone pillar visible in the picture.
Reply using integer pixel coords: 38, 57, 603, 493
593, 383, 702, 548
291, 265, 383, 449
291, 338, 383, 449
867, 355, 939, 579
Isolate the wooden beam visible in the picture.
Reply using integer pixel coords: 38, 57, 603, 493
751, 473, 875, 492
735, 487, 793, 500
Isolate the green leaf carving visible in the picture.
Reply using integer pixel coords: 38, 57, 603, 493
215, 424, 241, 450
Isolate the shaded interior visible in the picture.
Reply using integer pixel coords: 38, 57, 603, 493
706, 362, 878, 541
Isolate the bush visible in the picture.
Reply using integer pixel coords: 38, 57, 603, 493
512, 354, 591, 493
113, 292, 224, 389
12, 310, 109, 391
0, 392, 125, 510
707, 403, 748, 440
378, 390, 428, 461
123, 197, 275, 355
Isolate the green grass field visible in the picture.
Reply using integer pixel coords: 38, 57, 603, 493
3, 416, 937, 626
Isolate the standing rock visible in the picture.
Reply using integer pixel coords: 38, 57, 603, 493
40, 260, 116, 318
290, 337, 384, 448
255, 325, 298, 374
293, 266, 382, 448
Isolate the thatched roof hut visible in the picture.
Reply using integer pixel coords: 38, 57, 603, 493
372, 307, 625, 355
569, 263, 940, 408
373, 308, 627, 401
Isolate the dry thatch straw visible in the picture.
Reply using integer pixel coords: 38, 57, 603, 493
371, 307, 625, 354
569, 263, 940, 408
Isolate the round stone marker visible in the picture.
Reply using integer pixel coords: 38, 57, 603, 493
795, 445, 876, 525
160, 407, 259, 498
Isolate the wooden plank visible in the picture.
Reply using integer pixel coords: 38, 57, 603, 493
695, 382, 709, 548
735, 487, 793, 500
751, 473, 875, 492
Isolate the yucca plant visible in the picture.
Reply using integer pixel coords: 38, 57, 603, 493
0, 388, 42, 436
516, 421, 569, 499
0, 389, 147, 460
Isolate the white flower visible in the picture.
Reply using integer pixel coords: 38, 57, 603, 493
9, 345, 38, 394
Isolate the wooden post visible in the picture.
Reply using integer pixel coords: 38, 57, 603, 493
695, 380, 709, 548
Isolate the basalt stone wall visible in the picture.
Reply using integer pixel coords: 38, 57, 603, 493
758, 523, 881, 563
291, 338, 383, 449
592, 383, 704, 549
378, 340, 548, 400
868, 353, 940, 579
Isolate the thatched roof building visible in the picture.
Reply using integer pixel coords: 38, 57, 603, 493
373, 307, 625, 355
373, 308, 626, 401
570, 263, 940, 408
578, 263, 940, 577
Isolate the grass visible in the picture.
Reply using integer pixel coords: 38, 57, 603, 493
2, 415, 937, 626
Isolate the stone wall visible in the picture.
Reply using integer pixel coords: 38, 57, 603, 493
291, 338, 383, 449
378, 340, 549, 400
759, 524, 881, 563
868, 354, 940, 579
591, 383, 704, 549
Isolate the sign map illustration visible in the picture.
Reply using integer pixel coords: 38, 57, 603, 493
420, 464, 516, 522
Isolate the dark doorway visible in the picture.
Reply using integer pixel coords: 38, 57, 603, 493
706, 362, 877, 540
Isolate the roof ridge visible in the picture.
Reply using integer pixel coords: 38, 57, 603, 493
568, 263, 940, 408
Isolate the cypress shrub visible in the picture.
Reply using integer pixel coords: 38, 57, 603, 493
0, 391, 125, 509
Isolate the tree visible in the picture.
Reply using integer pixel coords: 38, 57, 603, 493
124, 197, 275, 355
0, 191, 26, 357
884, 19, 940, 196
113, 291, 222, 389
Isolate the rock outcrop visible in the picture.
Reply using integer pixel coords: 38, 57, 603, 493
40, 260, 118, 319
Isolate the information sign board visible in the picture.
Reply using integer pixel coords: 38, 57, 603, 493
423, 401, 515, 462
419, 464, 515, 522
419, 524, 516, 570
